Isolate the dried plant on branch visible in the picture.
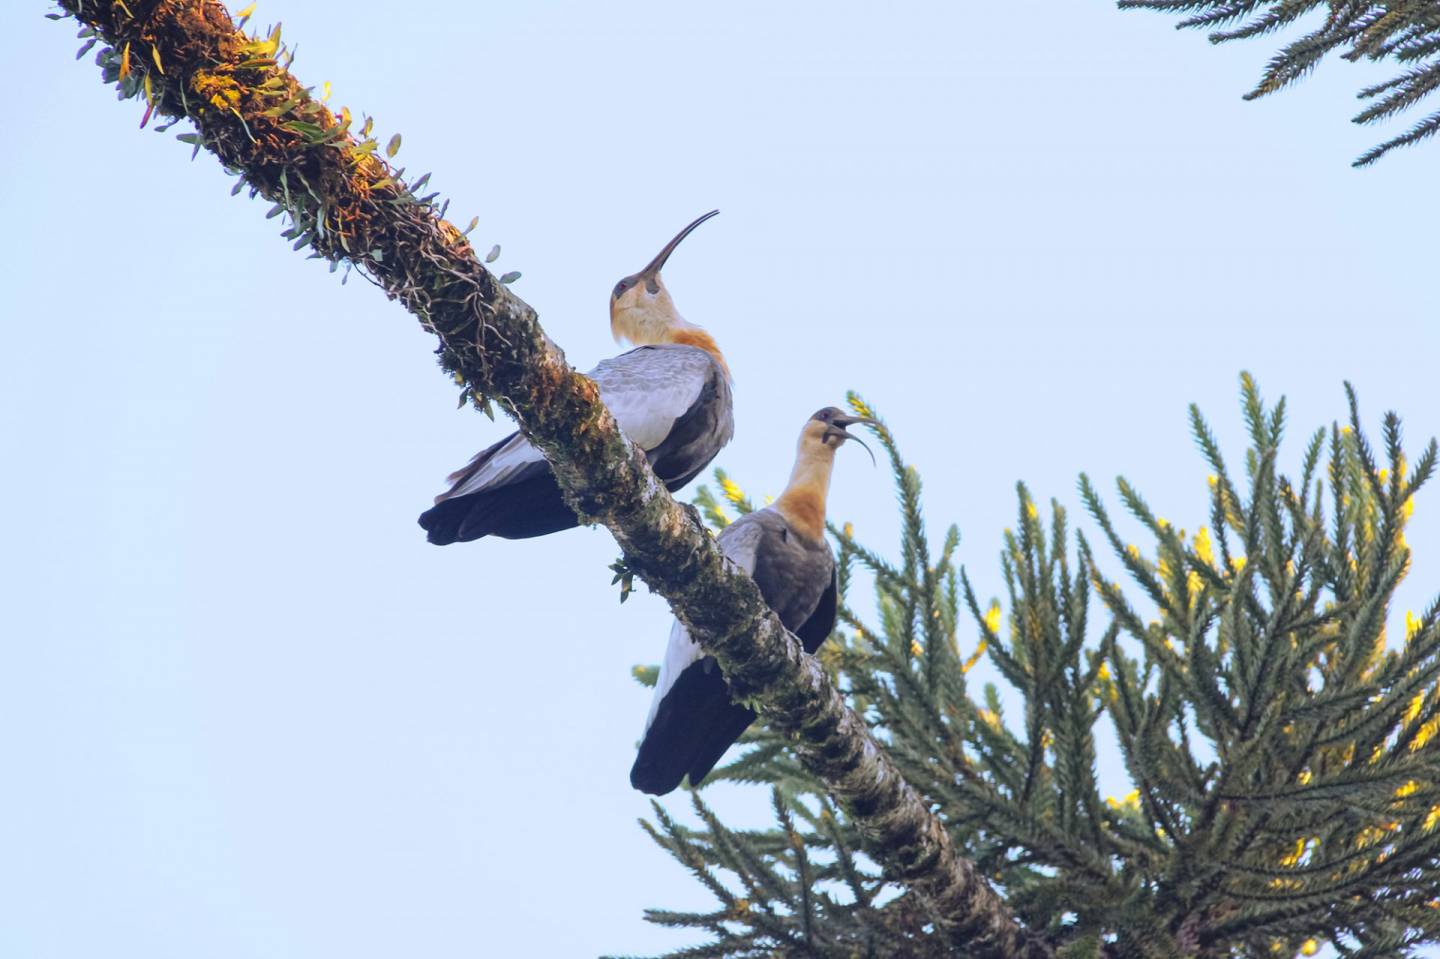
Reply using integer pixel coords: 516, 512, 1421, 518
630, 380, 1440, 958
1119, 0, 1440, 166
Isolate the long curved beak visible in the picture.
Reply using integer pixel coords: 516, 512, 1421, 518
827, 414, 882, 466
637, 209, 720, 283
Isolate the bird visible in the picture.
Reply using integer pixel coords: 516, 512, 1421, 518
419, 211, 733, 543
630, 407, 877, 795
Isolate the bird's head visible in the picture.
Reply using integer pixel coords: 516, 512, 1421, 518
801, 408, 880, 463
775, 407, 881, 538
610, 210, 719, 346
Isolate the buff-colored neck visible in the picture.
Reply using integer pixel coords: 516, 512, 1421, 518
610, 282, 730, 380
666, 325, 730, 380
613, 315, 730, 381
774, 441, 837, 541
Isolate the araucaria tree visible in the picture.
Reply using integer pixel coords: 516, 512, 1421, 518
1119, 1, 1440, 166
47, 2, 1440, 957
633, 379, 1440, 958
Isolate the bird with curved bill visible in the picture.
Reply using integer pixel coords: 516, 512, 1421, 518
419, 210, 733, 543
630, 407, 879, 795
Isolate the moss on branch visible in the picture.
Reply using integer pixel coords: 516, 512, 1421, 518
52, 2, 1051, 954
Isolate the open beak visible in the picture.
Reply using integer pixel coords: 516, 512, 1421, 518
637, 210, 720, 289
825, 414, 882, 465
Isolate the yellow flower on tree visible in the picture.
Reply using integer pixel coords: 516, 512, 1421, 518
720, 476, 746, 506
1412, 716, 1440, 751
1105, 789, 1141, 813
1279, 837, 1316, 867
1194, 525, 1215, 566
1405, 692, 1426, 726
962, 637, 987, 674
846, 394, 875, 420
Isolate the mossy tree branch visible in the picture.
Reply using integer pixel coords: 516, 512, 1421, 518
52, 1, 1052, 955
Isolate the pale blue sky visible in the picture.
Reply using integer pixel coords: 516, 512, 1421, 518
3, 2, 1439, 956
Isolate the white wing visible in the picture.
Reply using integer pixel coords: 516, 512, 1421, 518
644, 619, 701, 731
438, 345, 714, 500
592, 345, 714, 450
643, 512, 769, 731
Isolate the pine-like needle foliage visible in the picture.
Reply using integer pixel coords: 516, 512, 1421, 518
622, 376, 1440, 958
1118, 1, 1440, 166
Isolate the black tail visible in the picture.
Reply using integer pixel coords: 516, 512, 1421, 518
417, 471, 578, 543
630, 656, 756, 795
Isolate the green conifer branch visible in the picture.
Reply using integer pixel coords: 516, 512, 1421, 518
1119, 0, 1440, 164
640, 381, 1440, 957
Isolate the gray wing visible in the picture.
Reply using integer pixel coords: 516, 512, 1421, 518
593, 345, 728, 451
437, 430, 545, 501
632, 510, 832, 793
643, 512, 769, 730
747, 513, 835, 631
793, 568, 838, 653
436, 344, 728, 501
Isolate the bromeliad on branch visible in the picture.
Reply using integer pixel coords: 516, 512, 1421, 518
418, 211, 733, 543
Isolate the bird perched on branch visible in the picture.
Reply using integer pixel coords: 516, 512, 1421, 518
630, 407, 878, 795
419, 211, 733, 543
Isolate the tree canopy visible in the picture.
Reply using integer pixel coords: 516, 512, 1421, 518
1120, 1, 1440, 166
634, 380, 1440, 957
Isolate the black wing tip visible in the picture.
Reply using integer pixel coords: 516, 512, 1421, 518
686, 758, 722, 790
630, 658, 758, 796
417, 499, 486, 545
628, 754, 723, 796
415, 477, 580, 543
630, 715, 700, 796
630, 758, 686, 796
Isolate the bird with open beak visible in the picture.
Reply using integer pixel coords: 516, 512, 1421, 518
419, 211, 733, 543
630, 407, 878, 795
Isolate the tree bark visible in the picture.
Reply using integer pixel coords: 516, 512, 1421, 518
53, 3, 1051, 955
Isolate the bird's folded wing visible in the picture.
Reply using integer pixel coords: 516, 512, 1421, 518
642, 513, 768, 731
591, 345, 715, 451
437, 345, 715, 500
436, 431, 546, 502
793, 568, 838, 653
